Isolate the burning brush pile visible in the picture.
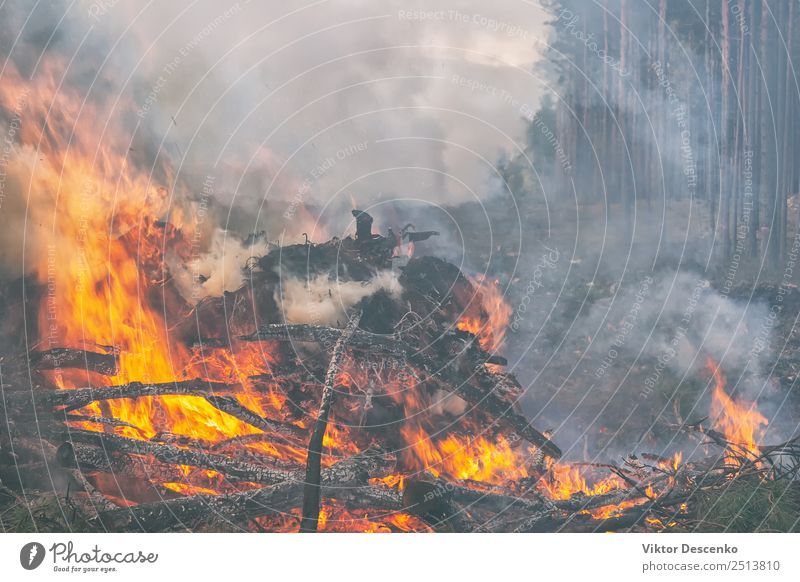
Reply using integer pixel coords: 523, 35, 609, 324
2, 199, 799, 533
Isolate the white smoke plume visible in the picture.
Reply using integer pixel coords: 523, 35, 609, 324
276, 270, 402, 325
167, 229, 253, 304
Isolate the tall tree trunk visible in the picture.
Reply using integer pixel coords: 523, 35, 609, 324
731, 0, 747, 259
748, 0, 761, 257
760, 0, 778, 270
602, 7, 610, 203
778, 0, 794, 267
619, 0, 632, 237
720, 2, 732, 263
705, 1, 718, 241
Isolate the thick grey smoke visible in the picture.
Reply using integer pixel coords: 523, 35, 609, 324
0, 0, 554, 283
92, 0, 550, 232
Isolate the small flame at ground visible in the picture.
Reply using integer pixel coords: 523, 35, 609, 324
706, 357, 768, 465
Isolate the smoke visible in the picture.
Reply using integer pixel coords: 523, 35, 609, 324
0, 0, 556, 277
167, 229, 252, 304
79, 0, 550, 223
276, 270, 402, 325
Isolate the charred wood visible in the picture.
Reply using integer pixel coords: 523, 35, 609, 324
62, 430, 298, 485
95, 450, 394, 531
29, 348, 119, 376
204, 395, 305, 443
300, 310, 362, 532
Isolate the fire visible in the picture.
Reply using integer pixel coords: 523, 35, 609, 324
540, 462, 626, 500
3, 59, 307, 460
671, 451, 682, 471
587, 499, 641, 520
262, 506, 431, 533
457, 275, 512, 352
1, 58, 676, 531
370, 474, 406, 491
706, 357, 768, 464
539, 461, 649, 519
162, 482, 220, 497
400, 426, 530, 486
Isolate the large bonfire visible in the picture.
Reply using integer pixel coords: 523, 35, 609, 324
0, 58, 795, 533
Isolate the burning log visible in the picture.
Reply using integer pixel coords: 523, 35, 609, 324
29, 348, 119, 376
240, 324, 408, 360
57, 441, 142, 475
61, 430, 298, 485
241, 324, 561, 458
402, 479, 478, 531
62, 414, 146, 433
510, 505, 652, 533
1, 378, 231, 415
439, 366, 562, 459
0, 348, 118, 382
203, 395, 305, 443
300, 310, 363, 532
94, 450, 395, 531
2, 370, 325, 419
65, 466, 120, 515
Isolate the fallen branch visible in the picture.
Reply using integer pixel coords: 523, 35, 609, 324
30, 348, 119, 376
204, 395, 305, 443
94, 450, 394, 531
300, 310, 362, 532
62, 429, 299, 485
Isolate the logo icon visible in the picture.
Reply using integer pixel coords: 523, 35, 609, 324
20, 542, 46, 570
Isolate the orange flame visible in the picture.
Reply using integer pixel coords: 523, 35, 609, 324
401, 426, 530, 485
457, 275, 512, 352
540, 462, 625, 500
4, 59, 305, 461
706, 357, 767, 464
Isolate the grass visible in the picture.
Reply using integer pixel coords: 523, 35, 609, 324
687, 475, 800, 532
0, 488, 100, 533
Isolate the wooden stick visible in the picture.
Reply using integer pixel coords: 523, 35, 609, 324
204, 395, 305, 442
95, 450, 393, 531
300, 311, 362, 532
62, 430, 299, 485
29, 348, 119, 376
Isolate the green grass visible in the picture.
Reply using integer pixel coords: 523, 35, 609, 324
0, 490, 100, 533
688, 476, 800, 532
